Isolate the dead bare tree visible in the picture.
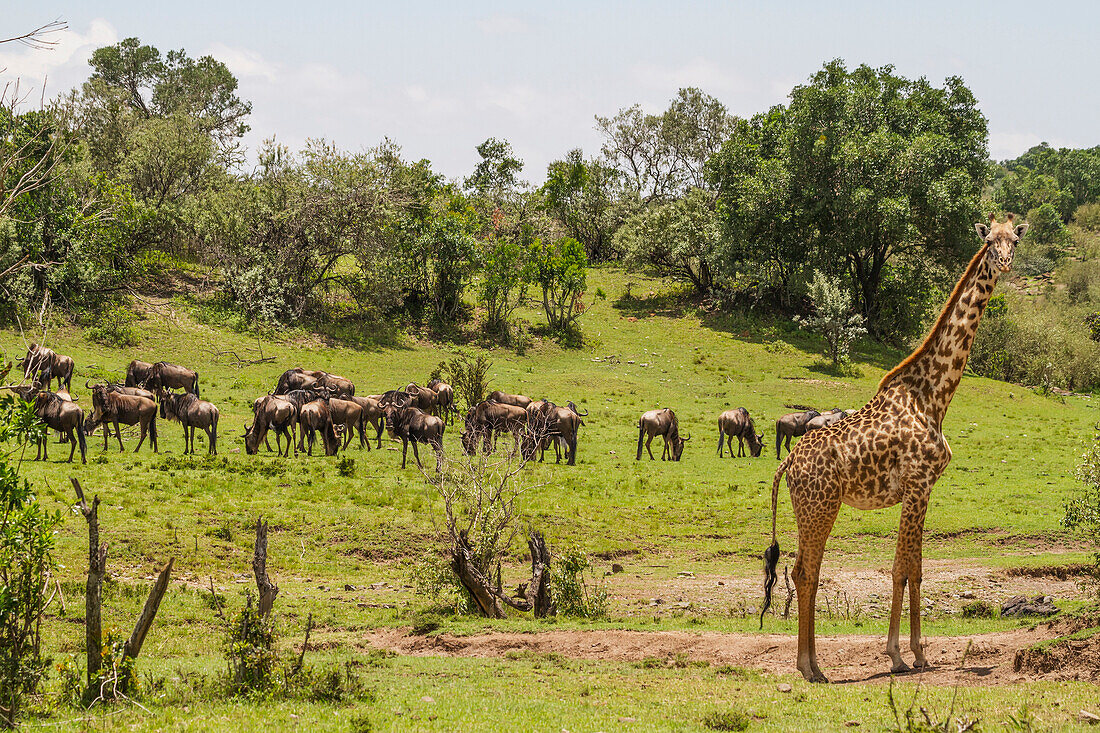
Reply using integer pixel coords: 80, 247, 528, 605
253, 515, 278, 617
424, 451, 554, 619
71, 478, 173, 700
0, 20, 67, 50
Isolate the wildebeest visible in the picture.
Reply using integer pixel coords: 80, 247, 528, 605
275, 368, 323, 395
403, 383, 439, 415
84, 384, 158, 453
327, 397, 364, 449
146, 362, 199, 396
775, 410, 821, 460
125, 360, 155, 387
21, 343, 74, 391
717, 407, 765, 458
245, 395, 297, 457
349, 395, 386, 449
32, 391, 86, 463
464, 400, 529, 455
486, 390, 532, 409
383, 402, 445, 470
297, 400, 342, 456
637, 408, 689, 461
804, 408, 849, 434
523, 400, 585, 465
427, 378, 455, 423
318, 373, 355, 398
160, 391, 219, 455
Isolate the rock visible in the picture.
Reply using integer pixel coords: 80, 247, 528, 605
776, 683, 793, 693
618, 717, 637, 723
649, 598, 663, 606
612, 563, 625, 574
421, 695, 434, 704
1001, 594, 1059, 617
344, 584, 355, 591
1079, 710, 1100, 725
961, 590, 974, 599
677, 571, 695, 578
845, 722, 860, 728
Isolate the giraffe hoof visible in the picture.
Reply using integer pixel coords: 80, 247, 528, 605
912, 657, 930, 670
891, 661, 911, 674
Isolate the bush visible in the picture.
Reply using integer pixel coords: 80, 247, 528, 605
702, 709, 750, 731
225, 596, 279, 696
1025, 203, 1070, 248
960, 600, 996, 619
795, 270, 867, 365
85, 303, 141, 347
0, 395, 58, 727
434, 352, 492, 412
1063, 443, 1100, 596
551, 548, 608, 619
1076, 202, 1100, 231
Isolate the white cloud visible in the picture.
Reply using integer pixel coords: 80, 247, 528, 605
205, 43, 277, 83
476, 14, 529, 36
0, 19, 117, 101
631, 57, 751, 101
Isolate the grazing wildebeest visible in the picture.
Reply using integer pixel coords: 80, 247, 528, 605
245, 395, 297, 456
21, 343, 74, 391
637, 408, 689, 461
274, 368, 326, 395
327, 397, 364, 449
297, 400, 342, 456
160, 391, 219, 455
467, 400, 529, 455
348, 395, 385, 450
523, 400, 584, 465
775, 410, 821, 460
318, 373, 355, 398
125, 360, 155, 387
427, 378, 455, 423
146, 361, 199, 396
32, 391, 86, 463
383, 402, 445, 470
486, 390, 532, 409
84, 385, 158, 453
717, 407, 765, 458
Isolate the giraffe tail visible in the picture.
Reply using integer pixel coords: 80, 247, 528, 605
760, 455, 791, 629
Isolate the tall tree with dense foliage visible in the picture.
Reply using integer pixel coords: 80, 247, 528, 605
540, 149, 634, 261
527, 236, 588, 333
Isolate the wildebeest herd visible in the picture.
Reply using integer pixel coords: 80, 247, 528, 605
4, 344, 853, 469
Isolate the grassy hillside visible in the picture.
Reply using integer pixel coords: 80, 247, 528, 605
2, 265, 1097, 729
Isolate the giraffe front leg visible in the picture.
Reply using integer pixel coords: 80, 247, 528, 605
886, 557, 909, 673
888, 498, 930, 673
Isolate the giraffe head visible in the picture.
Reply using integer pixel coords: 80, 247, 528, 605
974, 213, 1028, 273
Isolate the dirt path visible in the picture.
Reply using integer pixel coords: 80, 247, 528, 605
356, 624, 1090, 687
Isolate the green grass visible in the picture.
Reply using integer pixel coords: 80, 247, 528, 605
3, 265, 1098, 728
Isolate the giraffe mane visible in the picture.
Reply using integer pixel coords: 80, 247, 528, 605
877, 242, 990, 391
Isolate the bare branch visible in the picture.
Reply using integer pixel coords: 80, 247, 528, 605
0, 20, 67, 50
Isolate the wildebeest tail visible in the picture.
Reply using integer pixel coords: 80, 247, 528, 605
761, 455, 791, 628
193, 372, 200, 398
636, 421, 644, 460
149, 412, 158, 444
211, 410, 219, 454
77, 414, 87, 463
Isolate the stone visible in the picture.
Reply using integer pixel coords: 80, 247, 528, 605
1001, 594, 1058, 617
1078, 710, 1100, 725
776, 683, 793, 693
612, 563, 625, 574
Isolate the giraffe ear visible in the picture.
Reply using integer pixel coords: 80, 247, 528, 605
974, 223, 990, 239
1014, 223, 1028, 239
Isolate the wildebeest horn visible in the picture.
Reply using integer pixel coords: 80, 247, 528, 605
85, 379, 94, 389
682, 432, 692, 441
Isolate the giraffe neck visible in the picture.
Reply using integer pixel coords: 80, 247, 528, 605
882, 250, 999, 426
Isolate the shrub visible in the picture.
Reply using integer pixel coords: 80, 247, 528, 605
1063, 443, 1100, 597
960, 600, 996, 619
1025, 203, 1070, 248
85, 303, 141, 347
225, 596, 279, 696
551, 548, 608, 619
1076, 202, 1100, 231
336, 456, 356, 478
434, 352, 492, 412
796, 270, 867, 365
0, 395, 58, 727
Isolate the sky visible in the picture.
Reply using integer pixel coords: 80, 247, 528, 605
2, 1, 1097, 182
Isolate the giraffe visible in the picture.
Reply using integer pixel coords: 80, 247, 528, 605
760, 214, 1028, 682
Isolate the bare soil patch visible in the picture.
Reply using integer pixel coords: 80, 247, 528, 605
356, 626, 1070, 686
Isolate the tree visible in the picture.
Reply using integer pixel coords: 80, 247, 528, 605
464, 137, 523, 199
796, 270, 867, 365
540, 149, 635, 261
615, 187, 720, 295
596, 87, 735, 202
783, 60, 988, 335
527, 236, 588, 333
480, 237, 528, 337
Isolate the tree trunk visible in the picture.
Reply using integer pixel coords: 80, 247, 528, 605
120, 559, 173, 693
253, 516, 279, 617
71, 478, 106, 687
450, 531, 555, 619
